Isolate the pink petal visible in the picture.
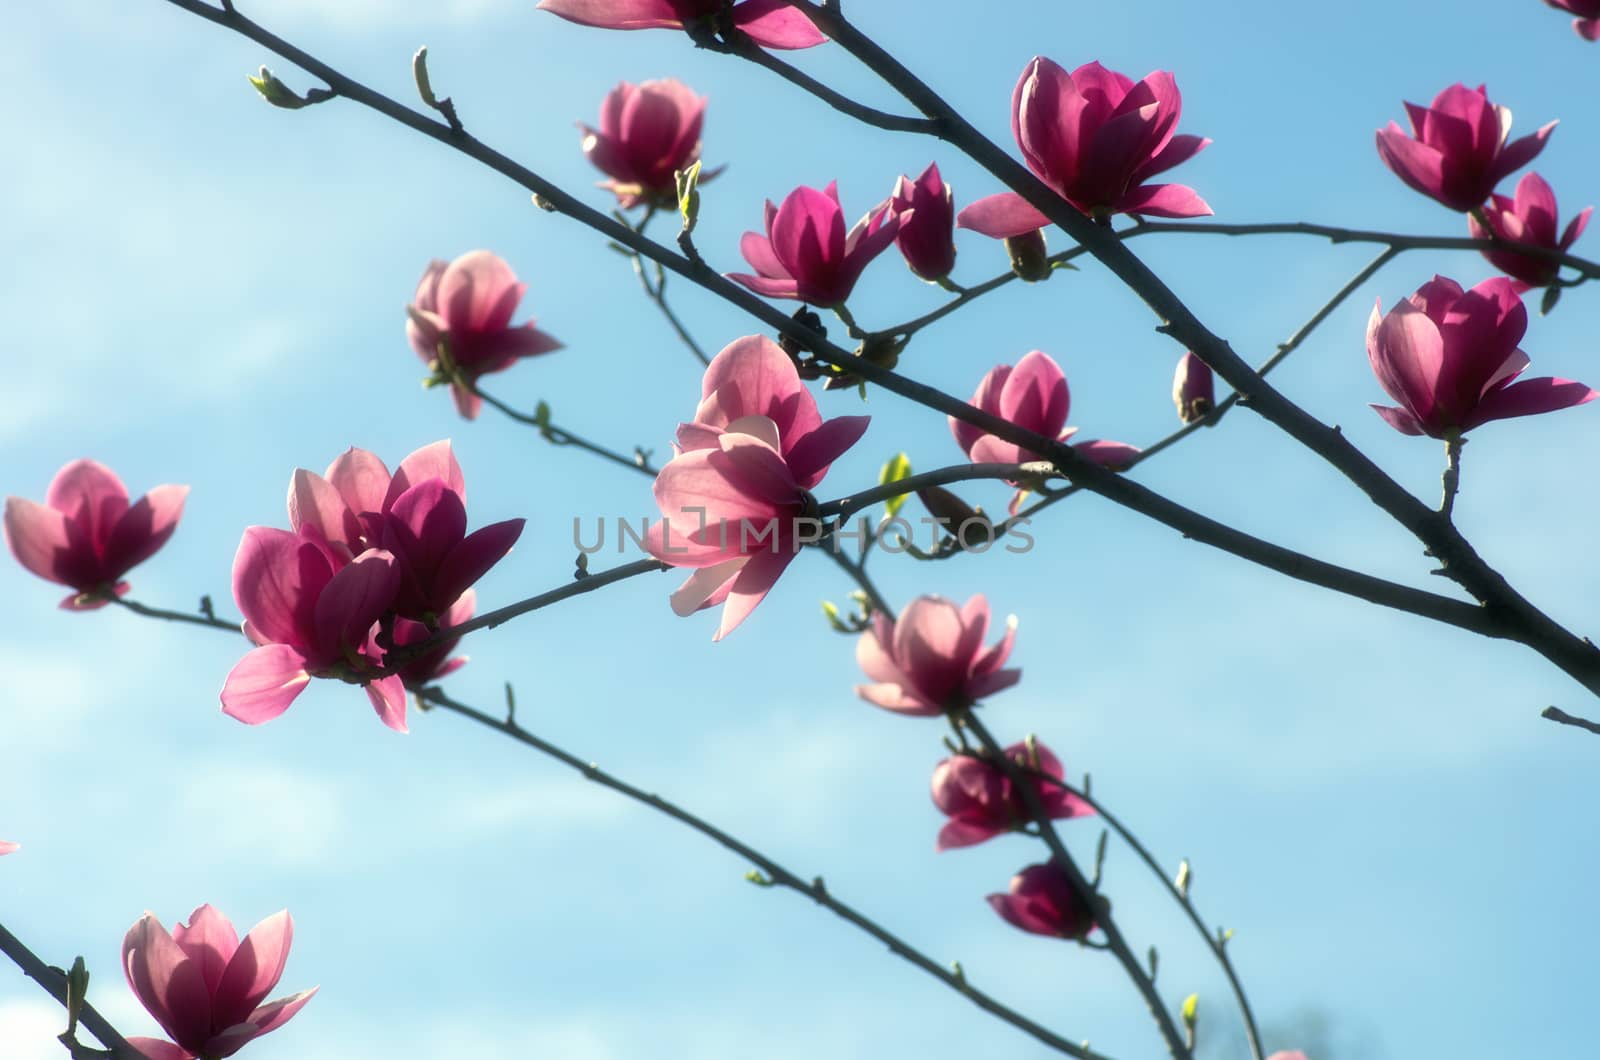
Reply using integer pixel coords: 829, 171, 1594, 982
3, 496, 73, 585
123, 914, 212, 1051
955, 193, 1052, 239
713, 548, 795, 640
127, 1038, 194, 1060
386, 440, 465, 510
240, 986, 318, 1040
220, 645, 312, 725
1116, 182, 1213, 218
1469, 376, 1598, 428
46, 459, 130, 547
855, 682, 938, 715
784, 414, 871, 488
288, 470, 356, 547
1071, 439, 1141, 470
726, 271, 802, 300
670, 557, 747, 616
1368, 300, 1445, 423
172, 905, 240, 996
536, 0, 683, 30
312, 548, 400, 660
213, 911, 293, 1029
1375, 125, 1448, 204
366, 675, 410, 733
231, 527, 329, 648
1370, 403, 1428, 436
101, 484, 187, 578
433, 518, 525, 609
325, 448, 391, 520
937, 818, 1004, 851
732, 0, 828, 48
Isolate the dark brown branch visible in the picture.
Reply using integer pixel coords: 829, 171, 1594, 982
1541, 705, 1600, 735
418, 687, 1111, 1060
0, 922, 141, 1059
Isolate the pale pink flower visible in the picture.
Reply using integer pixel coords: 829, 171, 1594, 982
4, 460, 187, 610
407, 251, 562, 419
582, 79, 720, 209
122, 905, 315, 1060
856, 594, 1019, 716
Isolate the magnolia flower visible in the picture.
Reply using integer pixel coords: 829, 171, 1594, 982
728, 181, 901, 307
647, 336, 868, 639
958, 58, 1210, 239
891, 163, 956, 281
0, 841, 17, 856
1172, 351, 1216, 424
122, 905, 315, 1060
407, 251, 562, 419
949, 351, 1140, 511
1544, 0, 1600, 40
1467, 172, 1591, 289
536, 0, 826, 49
582, 79, 719, 208
4, 460, 187, 610
392, 589, 475, 689
931, 740, 1092, 850
1375, 84, 1554, 212
987, 862, 1096, 940
1367, 275, 1596, 438
855, 594, 1019, 716
222, 528, 407, 731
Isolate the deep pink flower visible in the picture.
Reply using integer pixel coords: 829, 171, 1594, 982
855, 594, 1019, 716
582, 79, 720, 209
958, 58, 1211, 239
4, 460, 187, 610
647, 335, 868, 639
287, 441, 521, 622
931, 740, 1092, 850
728, 181, 901, 307
1545, 0, 1600, 39
1367, 275, 1596, 438
392, 590, 475, 690
0, 841, 17, 856
891, 163, 956, 281
1467, 172, 1591, 289
123, 905, 315, 1060
1172, 350, 1215, 423
407, 251, 562, 420
537, 0, 826, 49
1375, 84, 1555, 212
987, 862, 1096, 940
221, 527, 407, 731
949, 351, 1140, 511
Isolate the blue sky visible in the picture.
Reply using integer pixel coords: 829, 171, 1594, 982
4, 2, 1599, 1058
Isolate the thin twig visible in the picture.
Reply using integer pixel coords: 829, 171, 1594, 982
418, 687, 1111, 1060
819, 462, 1044, 522
110, 595, 240, 631
0, 922, 141, 1060
1541, 705, 1600, 735
471, 383, 658, 476
627, 209, 712, 366
711, 36, 938, 135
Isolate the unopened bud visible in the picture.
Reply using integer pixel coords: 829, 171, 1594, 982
1003, 229, 1051, 282
1172, 351, 1215, 424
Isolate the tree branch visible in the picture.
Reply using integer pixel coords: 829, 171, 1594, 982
0, 922, 141, 1060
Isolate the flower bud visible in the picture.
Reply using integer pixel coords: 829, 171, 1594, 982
1003, 229, 1051, 282
1172, 351, 1215, 424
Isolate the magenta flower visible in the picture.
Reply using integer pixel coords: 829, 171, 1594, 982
1545, 0, 1600, 39
728, 181, 901, 307
958, 58, 1211, 239
1467, 172, 1591, 289
987, 862, 1096, 940
891, 163, 956, 282
1375, 84, 1555, 212
949, 351, 1140, 511
4, 460, 187, 610
1172, 350, 1216, 424
0, 840, 17, 856
392, 589, 475, 690
855, 594, 1019, 716
537, 0, 825, 49
1367, 275, 1596, 438
647, 335, 868, 639
931, 741, 1092, 850
287, 441, 521, 623
221, 527, 407, 731
122, 905, 315, 1060
407, 251, 562, 420
582, 79, 720, 209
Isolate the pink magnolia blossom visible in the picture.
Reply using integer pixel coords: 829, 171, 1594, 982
1467, 172, 1591, 289
891, 163, 956, 282
123, 905, 315, 1060
1367, 275, 1596, 438
221, 527, 407, 731
958, 58, 1211, 240
1267, 1054, 1310, 1060
1172, 350, 1216, 424
949, 351, 1140, 511
392, 589, 475, 689
582, 79, 720, 209
287, 441, 522, 622
407, 251, 562, 420
647, 335, 868, 639
0, 841, 17, 856
1375, 84, 1555, 212
537, 0, 826, 49
987, 862, 1096, 940
1545, 0, 1600, 39
931, 740, 1093, 850
4, 460, 187, 610
728, 181, 901, 307
855, 594, 1019, 716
